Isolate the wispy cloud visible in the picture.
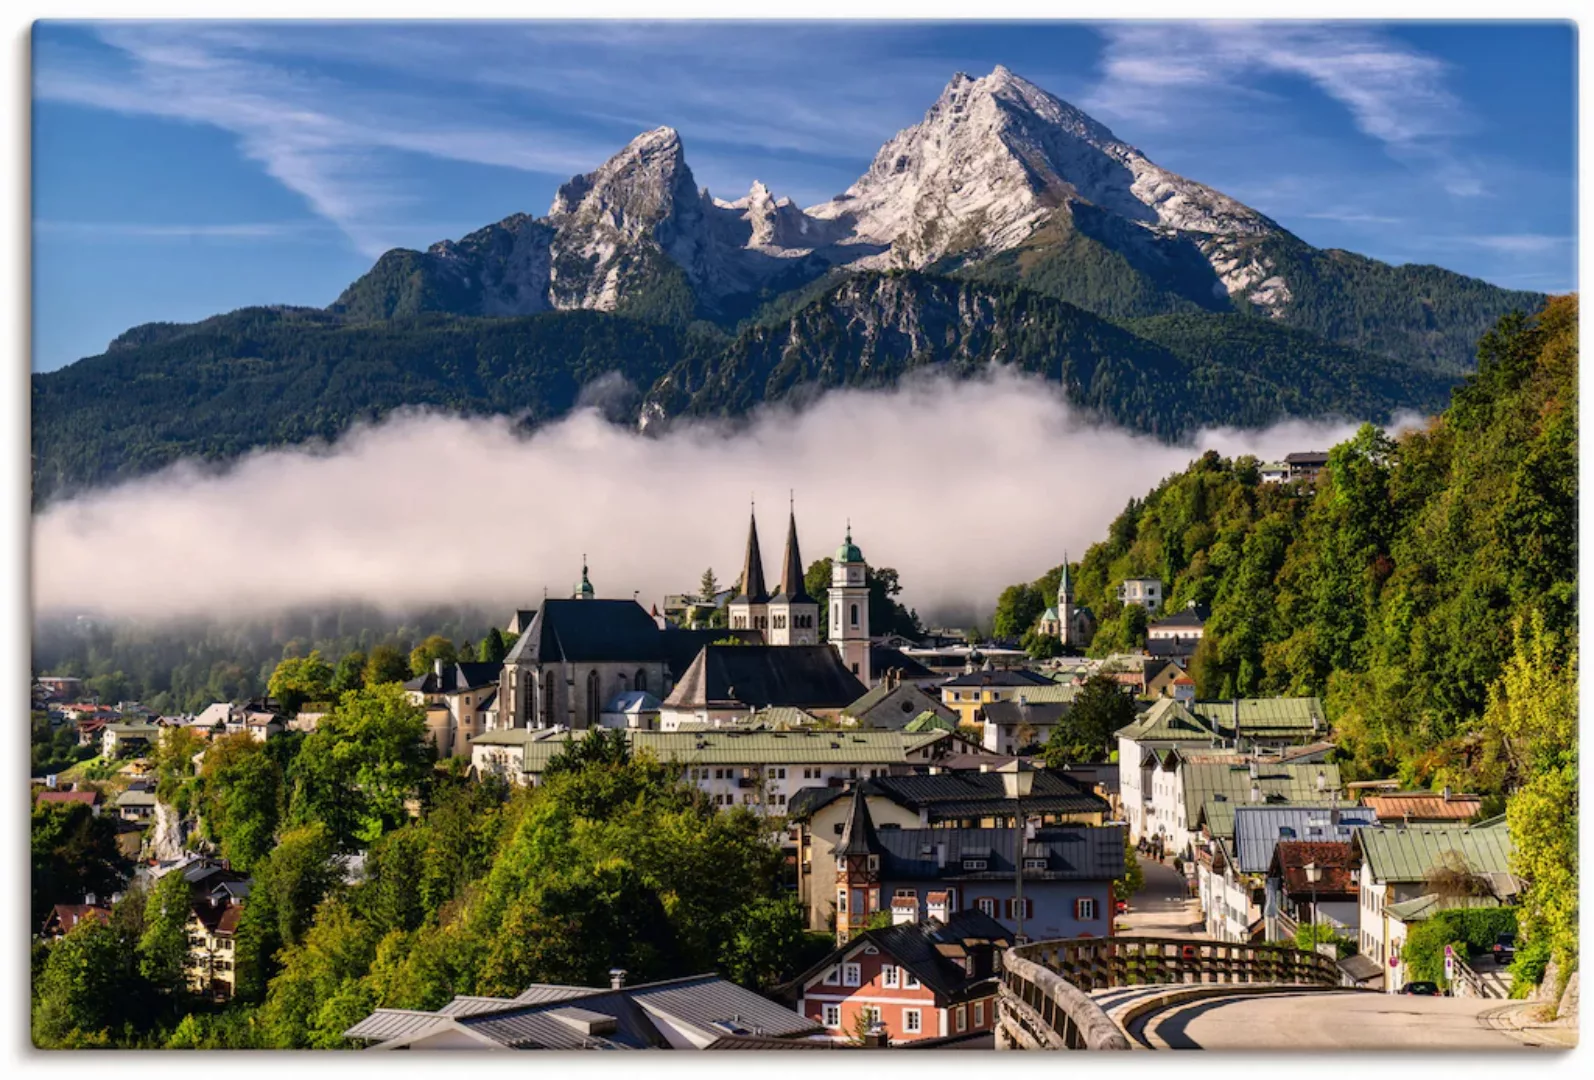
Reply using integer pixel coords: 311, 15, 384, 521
1298, 209, 1403, 226
1455, 234, 1575, 256
1085, 23, 1482, 197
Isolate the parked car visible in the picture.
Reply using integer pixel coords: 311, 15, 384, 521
1401, 981, 1440, 996
1116, 899, 1129, 915
1492, 933, 1516, 963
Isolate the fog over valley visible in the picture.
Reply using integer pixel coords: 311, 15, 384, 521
33, 371, 1397, 626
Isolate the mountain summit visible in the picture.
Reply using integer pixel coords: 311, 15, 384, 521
331, 65, 1535, 363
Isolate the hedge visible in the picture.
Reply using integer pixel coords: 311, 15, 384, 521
1404, 907, 1519, 985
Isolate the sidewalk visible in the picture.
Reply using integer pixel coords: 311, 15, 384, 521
1118, 855, 1204, 939
1478, 1002, 1579, 1049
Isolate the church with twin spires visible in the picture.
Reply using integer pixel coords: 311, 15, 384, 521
728, 506, 872, 686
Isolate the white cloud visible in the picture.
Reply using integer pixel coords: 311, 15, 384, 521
1086, 23, 1480, 196
1457, 234, 1575, 256
34, 220, 324, 239
33, 372, 1384, 625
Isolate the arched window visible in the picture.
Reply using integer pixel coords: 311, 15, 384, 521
541, 674, 554, 728
586, 670, 600, 728
850, 603, 859, 627
635, 669, 646, 693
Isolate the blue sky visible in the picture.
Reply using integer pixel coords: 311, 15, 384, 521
32, 20, 1577, 372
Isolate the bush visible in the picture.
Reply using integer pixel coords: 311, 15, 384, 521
1509, 935, 1552, 997
1403, 907, 1519, 985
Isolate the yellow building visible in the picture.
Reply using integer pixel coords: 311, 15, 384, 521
938, 669, 1063, 729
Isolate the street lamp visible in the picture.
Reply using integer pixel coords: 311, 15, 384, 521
1304, 861, 1321, 944
998, 759, 1037, 943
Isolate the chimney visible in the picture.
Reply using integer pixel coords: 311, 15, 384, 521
1442, 786, 1452, 801
84, 892, 96, 907
434, 657, 445, 681
860, 1024, 890, 1049
609, 968, 627, 989
936, 842, 947, 868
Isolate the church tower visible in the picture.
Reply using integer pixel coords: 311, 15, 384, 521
1057, 553, 1076, 646
573, 556, 595, 600
767, 501, 818, 645
834, 785, 883, 944
828, 523, 871, 684
728, 509, 770, 634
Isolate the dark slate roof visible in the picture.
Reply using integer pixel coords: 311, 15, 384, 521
769, 510, 814, 605
837, 785, 882, 857
1150, 607, 1209, 630
733, 512, 769, 604
1145, 637, 1199, 658
705, 1034, 850, 1050
404, 661, 504, 695
872, 770, 1107, 820
982, 700, 1071, 728
627, 974, 819, 1038
938, 669, 1053, 688
872, 824, 1125, 882
786, 784, 848, 822
1285, 451, 1331, 466
503, 600, 666, 665
660, 645, 867, 711
658, 628, 762, 678
868, 646, 938, 682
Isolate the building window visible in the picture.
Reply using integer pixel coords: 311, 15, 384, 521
837, 890, 847, 913
842, 963, 862, 987
954, 1005, 967, 1032
974, 1001, 984, 1027
823, 966, 839, 986
822, 1004, 840, 1028
903, 1009, 922, 1033
850, 603, 859, 627
1006, 897, 1034, 920
977, 898, 995, 917
585, 670, 599, 727
1076, 898, 1098, 921
635, 669, 647, 693
903, 971, 920, 990
882, 964, 899, 988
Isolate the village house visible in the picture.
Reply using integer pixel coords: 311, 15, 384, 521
1381, 894, 1506, 994
826, 787, 1122, 945
1353, 817, 1517, 982
937, 667, 1054, 729
35, 787, 102, 815
185, 894, 244, 1000
469, 728, 975, 815
843, 678, 957, 731
113, 786, 157, 822
1359, 789, 1483, 825
1285, 450, 1331, 482
39, 901, 110, 940
344, 973, 820, 1050
791, 909, 1012, 1044
980, 697, 1075, 756
101, 720, 162, 758
1145, 603, 1209, 658
1117, 577, 1163, 614
403, 659, 504, 758
1267, 840, 1361, 941
789, 768, 1109, 932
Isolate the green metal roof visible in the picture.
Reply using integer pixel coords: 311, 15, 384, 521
471, 728, 951, 770
903, 711, 956, 733
1191, 697, 1326, 736
1012, 684, 1079, 704
1356, 823, 1516, 885
834, 525, 863, 564
1115, 698, 1221, 742
1181, 762, 1343, 824
1385, 893, 1502, 924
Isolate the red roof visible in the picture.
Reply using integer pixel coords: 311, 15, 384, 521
44, 904, 110, 934
1273, 840, 1358, 894
36, 790, 100, 807
1361, 793, 1482, 821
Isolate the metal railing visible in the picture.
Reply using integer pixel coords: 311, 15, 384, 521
996, 936, 1341, 1050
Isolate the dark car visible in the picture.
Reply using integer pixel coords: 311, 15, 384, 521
1401, 981, 1440, 996
1492, 933, 1516, 963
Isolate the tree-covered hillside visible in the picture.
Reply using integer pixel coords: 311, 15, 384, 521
33, 272, 1463, 507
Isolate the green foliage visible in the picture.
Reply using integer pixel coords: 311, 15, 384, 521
993, 583, 1047, 640
1042, 675, 1134, 765
478, 628, 509, 664
363, 643, 412, 687
30, 713, 93, 777
289, 684, 432, 849
138, 869, 194, 995
32, 917, 142, 1047
198, 733, 284, 873
408, 635, 457, 677
31, 801, 127, 925
1021, 630, 1063, 660
1403, 908, 1519, 986
1293, 922, 1355, 959
267, 650, 334, 715
331, 650, 367, 693
1113, 833, 1144, 903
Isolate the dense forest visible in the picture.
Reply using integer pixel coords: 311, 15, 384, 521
33, 271, 1459, 507
993, 297, 1579, 976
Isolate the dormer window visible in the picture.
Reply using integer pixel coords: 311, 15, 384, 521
1023, 858, 1047, 871
963, 858, 988, 871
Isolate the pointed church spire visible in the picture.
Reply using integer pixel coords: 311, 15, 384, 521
734, 506, 768, 603
777, 497, 811, 602
837, 783, 881, 857
1059, 551, 1073, 602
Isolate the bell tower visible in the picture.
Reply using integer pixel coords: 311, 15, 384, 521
727, 505, 769, 634
834, 785, 882, 944
768, 496, 818, 645
828, 522, 871, 684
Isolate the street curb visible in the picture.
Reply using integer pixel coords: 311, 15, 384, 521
1477, 1003, 1579, 1050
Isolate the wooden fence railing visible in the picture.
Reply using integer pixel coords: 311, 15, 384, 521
995, 936, 1341, 1050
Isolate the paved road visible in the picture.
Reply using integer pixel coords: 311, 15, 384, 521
1145, 990, 1544, 1050
1120, 855, 1203, 939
